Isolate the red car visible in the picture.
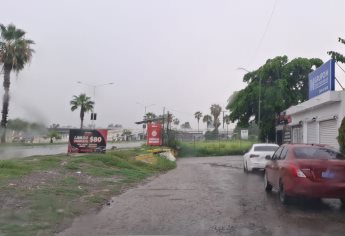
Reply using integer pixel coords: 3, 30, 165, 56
264, 144, 345, 204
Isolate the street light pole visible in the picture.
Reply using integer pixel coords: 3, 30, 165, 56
77, 81, 114, 128
136, 102, 155, 120
136, 102, 155, 139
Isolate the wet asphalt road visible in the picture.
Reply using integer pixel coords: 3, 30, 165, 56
58, 156, 345, 236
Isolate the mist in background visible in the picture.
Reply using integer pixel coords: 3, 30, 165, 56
1, 0, 345, 129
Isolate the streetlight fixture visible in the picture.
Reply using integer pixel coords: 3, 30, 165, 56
237, 67, 262, 137
77, 81, 114, 127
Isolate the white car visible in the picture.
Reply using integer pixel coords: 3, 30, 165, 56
243, 143, 279, 172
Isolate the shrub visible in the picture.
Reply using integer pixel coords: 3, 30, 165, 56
338, 116, 345, 154
205, 130, 219, 140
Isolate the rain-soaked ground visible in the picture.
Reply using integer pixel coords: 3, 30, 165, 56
0, 142, 143, 160
58, 156, 345, 236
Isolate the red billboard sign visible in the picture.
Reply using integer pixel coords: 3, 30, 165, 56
147, 124, 162, 146
68, 129, 108, 153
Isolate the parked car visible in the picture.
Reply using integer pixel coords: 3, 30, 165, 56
264, 143, 345, 204
243, 143, 279, 172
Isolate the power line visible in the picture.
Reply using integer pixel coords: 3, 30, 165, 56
335, 77, 344, 90
337, 62, 345, 74
251, 0, 278, 64
335, 62, 345, 90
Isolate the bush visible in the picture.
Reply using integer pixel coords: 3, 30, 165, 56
338, 117, 345, 154
165, 130, 180, 149
177, 140, 253, 157
205, 130, 219, 140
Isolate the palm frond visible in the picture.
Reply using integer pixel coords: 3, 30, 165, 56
0, 24, 34, 72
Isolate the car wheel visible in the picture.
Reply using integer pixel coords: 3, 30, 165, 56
264, 173, 272, 192
246, 162, 252, 172
243, 162, 248, 173
279, 182, 291, 204
340, 198, 345, 205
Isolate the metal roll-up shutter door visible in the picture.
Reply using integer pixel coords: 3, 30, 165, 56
292, 126, 303, 143
319, 119, 338, 150
307, 122, 317, 144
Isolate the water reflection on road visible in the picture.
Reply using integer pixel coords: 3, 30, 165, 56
0, 142, 143, 160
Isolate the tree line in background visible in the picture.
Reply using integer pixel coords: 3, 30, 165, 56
1, 22, 344, 145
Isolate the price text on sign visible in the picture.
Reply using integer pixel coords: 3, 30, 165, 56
90, 137, 102, 143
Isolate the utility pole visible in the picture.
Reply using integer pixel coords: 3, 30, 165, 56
237, 67, 261, 140
162, 107, 165, 145
77, 81, 114, 128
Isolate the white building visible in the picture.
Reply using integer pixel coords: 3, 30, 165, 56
283, 90, 344, 150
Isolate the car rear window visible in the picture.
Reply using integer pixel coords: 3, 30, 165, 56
294, 147, 345, 160
254, 146, 278, 152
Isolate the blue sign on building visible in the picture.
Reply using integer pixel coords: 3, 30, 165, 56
308, 59, 335, 99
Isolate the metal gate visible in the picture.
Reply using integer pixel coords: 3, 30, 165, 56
319, 119, 338, 150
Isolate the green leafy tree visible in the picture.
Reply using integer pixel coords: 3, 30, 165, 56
181, 122, 191, 129
194, 111, 203, 132
145, 112, 157, 122
122, 129, 132, 136
122, 129, 132, 141
202, 114, 212, 129
50, 123, 60, 129
210, 104, 222, 132
70, 94, 94, 129
7, 118, 29, 131
47, 130, 60, 143
338, 117, 345, 154
0, 24, 34, 142
328, 37, 345, 63
227, 56, 323, 142
173, 118, 180, 127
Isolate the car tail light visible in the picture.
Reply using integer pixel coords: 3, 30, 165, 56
288, 165, 306, 178
249, 154, 259, 158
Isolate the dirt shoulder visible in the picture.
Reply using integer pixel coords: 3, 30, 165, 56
0, 148, 176, 236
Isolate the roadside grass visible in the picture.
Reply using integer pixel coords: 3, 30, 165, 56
0, 142, 68, 147
0, 148, 176, 236
178, 140, 253, 157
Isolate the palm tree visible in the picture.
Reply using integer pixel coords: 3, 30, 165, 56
194, 111, 203, 132
210, 104, 222, 131
145, 112, 156, 121
173, 118, 180, 127
0, 24, 34, 143
202, 115, 212, 129
70, 94, 94, 129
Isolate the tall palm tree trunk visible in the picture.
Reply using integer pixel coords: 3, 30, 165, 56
1, 66, 11, 143
197, 120, 199, 132
80, 109, 84, 129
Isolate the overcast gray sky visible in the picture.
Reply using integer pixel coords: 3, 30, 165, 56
1, 0, 345, 129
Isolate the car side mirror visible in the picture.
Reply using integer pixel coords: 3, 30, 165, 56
265, 155, 271, 160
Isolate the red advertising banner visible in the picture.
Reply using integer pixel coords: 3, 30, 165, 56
147, 123, 162, 146
68, 129, 108, 153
